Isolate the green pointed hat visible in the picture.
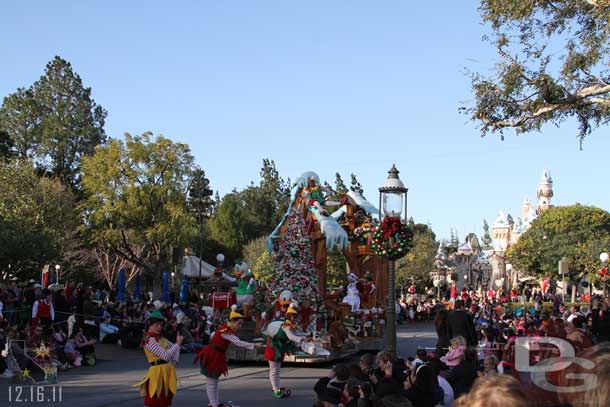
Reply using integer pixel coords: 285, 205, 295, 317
149, 310, 166, 321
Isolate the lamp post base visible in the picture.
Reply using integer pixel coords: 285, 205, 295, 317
384, 260, 396, 354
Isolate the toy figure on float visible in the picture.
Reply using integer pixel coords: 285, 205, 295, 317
234, 261, 256, 318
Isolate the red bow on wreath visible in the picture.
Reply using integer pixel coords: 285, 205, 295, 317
380, 216, 402, 240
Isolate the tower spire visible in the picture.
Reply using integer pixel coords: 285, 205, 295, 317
536, 168, 553, 214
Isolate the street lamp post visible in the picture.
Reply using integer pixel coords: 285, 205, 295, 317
377, 165, 409, 355
559, 257, 569, 303
55, 264, 61, 285
187, 169, 214, 301
599, 252, 609, 299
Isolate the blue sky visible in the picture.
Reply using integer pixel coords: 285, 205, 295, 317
1, 1, 608, 241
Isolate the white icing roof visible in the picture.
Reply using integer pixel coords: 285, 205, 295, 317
493, 210, 510, 228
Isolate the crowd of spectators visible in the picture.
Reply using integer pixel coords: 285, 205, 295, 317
0, 278, 215, 380
314, 291, 610, 407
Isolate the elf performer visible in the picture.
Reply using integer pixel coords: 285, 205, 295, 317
135, 310, 183, 407
195, 305, 263, 407
264, 304, 310, 398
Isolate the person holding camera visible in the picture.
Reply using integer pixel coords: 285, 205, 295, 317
403, 363, 443, 407
368, 351, 409, 406
314, 364, 350, 406
338, 381, 372, 407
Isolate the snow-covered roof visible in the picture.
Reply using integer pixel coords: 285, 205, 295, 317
311, 206, 349, 249
493, 210, 510, 228
458, 242, 473, 253
475, 251, 491, 264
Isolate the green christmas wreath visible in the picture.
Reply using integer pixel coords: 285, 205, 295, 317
370, 219, 414, 260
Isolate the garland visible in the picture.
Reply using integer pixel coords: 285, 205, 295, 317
370, 217, 414, 260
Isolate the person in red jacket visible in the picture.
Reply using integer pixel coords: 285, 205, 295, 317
195, 306, 263, 407
450, 284, 457, 304
32, 289, 55, 329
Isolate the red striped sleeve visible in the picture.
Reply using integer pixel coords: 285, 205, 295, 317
145, 337, 179, 361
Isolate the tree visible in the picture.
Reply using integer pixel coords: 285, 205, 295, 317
447, 228, 460, 254
396, 223, 437, 291
0, 130, 14, 162
242, 236, 274, 285
268, 210, 324, 331
350, 173, 364, 194
0, 88, 41, 159
244, 159, 290, 234
462, 1, 610, 146
0, 160, 79, 277
81, 132, 196, 288
94, 242, 146, 290
208, 192, 256, 260
0, 56, 107, 189
208, 159, 290, 259
482, 219, 493, 249
507, 205, 610, 282
334, 173, 348, 194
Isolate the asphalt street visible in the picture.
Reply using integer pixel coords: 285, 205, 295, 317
1, 322, 437, 407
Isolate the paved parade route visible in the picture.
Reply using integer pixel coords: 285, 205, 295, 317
1, 323, 436, 407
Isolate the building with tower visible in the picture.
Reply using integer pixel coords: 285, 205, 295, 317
492, 169, 554, 251
433, 169, 556, 295
488, 169, 555, 290
536, 169, 553, 214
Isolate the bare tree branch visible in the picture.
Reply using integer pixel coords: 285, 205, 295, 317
481, 83, 610, 130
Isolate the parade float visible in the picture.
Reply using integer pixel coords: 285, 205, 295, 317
217, 171, 394, 363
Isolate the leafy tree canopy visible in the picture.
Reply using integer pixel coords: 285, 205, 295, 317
463, 1, 610, 146
0, 56, 107, 188
507, 204, 610, 280
208, 159, 290, 260
396, 222, 437, 291
242, 236, 274, 285
81, 132, 196, 279
0, 160, 79, 277
482, 219, 493, 250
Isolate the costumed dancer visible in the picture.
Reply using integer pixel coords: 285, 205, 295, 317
264, 303, 310, 398
234, 262, 256, 318
195, 305, 262, 407
342, 273, 361, 312
135, 310, 182, 407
